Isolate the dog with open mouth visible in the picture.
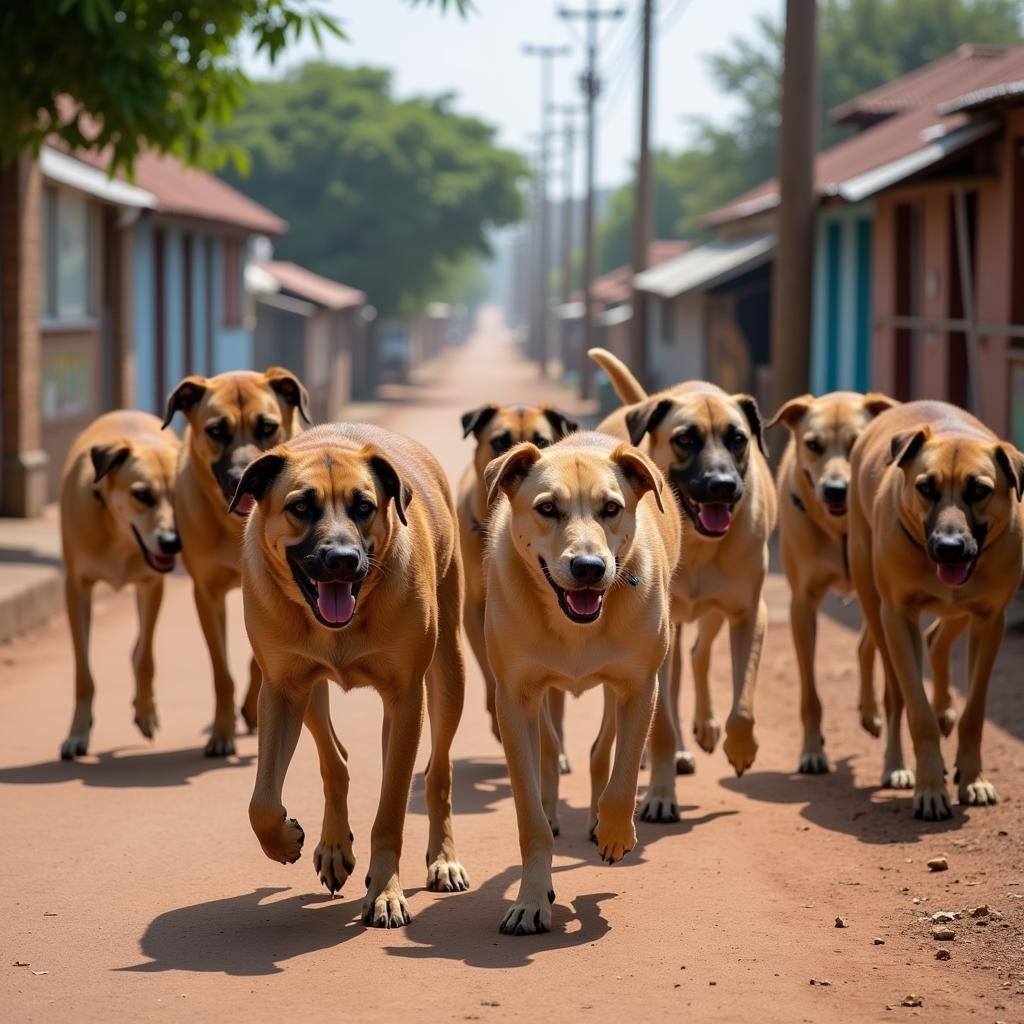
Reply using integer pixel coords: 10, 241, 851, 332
163, 367, 310, 757
483, 431, 678, 934
769, 390, 899, 774
232, 423, 469, 928
59, 411, 182, 760
588, 348, 776, 814
457, 403, 579, 767
849, 399, 1024, 820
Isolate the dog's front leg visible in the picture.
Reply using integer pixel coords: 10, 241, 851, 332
594, 676, 657, 862
722, 598, 767, 776
131, 577, 164, 740
955, 611, 1002, 807
588, 686, 616, 837
249, 679, 309, 863
241, 656, 262, 735
790, 587, 827, 773
61, 576, 95, 760
497, 684, 554, 935
667, 623, 695, 773
692, 609, 725, 754
639, 665, 680, 823
363, 679, 424, 928
879, 603, 949, 820
193, 582, 237, 757
857, 626, 882, 737
926, 615, 966, 738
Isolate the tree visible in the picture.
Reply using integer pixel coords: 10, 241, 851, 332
216, 62, 527, 316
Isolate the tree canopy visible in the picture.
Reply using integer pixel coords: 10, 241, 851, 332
216, 62, 527, 316
599, 0, 1022, 271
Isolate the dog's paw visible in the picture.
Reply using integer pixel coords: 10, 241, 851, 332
314, 834, 355, 894
958, 776, 998, 807
693, 717, 721, 754
546, 813, 561, 838
204, 732, 236, 758
426, 854, 470, 893
255, 813, 304, 864
60, 733, 89, 761
723, 713, 758, 776
593, 816, 636, 864
134, 706, 158, 740
499, 895, 553, 936
362, 882, 411, 928
936, 708, 957, 738
860, 709, 882, 738
798, 751, 829, 775
638, 786, 679, 823
914, 788, 952, 821
558, 752, 572, 775
881, 767, 915, 790
675, 750, 696, 775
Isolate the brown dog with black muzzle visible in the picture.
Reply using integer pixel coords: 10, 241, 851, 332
485, 431, 678, 934
769, 391, 897, 773
163, 368, 310, 757
232, 423, 468, 927
588, 348, 775, 821
59, 411, 181, 759
849, 400, 1024, 820
457, 403, 578, 764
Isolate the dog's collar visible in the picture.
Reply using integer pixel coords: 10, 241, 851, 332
898, 518, 926, 551
471, 516, 487, 536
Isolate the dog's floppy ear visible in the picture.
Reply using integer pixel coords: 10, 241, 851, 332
611, 444, 665, 514
368, 453, 412, 526
227, 452, 287, 514
90, 442, 132, 483
862, 392, 899, 418
625, 397, 673, 447
265, 367, 312, 425
995, 444, 1024, 502
162, 375, 208, 429
543, 407, 580, 439
888, 426, 931, 468
484, 442, 542, 507
461, 405, 498, 439
767, 394, 813, 431
733, 394, 768, 456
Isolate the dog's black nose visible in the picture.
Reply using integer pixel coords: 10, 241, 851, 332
822, 480, 848, 504
320, 545, 361, 575
157, 531, 181, 555
931, 535, 969, 563
705, 473, 739, 501
570, 555, 606, 585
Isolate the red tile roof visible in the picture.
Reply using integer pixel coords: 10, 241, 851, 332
255, 261, 366, 310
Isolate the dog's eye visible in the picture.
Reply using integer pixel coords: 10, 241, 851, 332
536, 501, 558, 518
205, 420, 229, 443
601, 500, 622, 519
354, 500, 376, 518
966, 481, 992, 503
534, 436, 551, 449
490, 435, 513, 455
287, 500, 311, 517
729, 431, 749, 453
672, 431, 698, 451
256, 418, 279, 441
916, 479, 938, 501
132, 488, 155, 507
805, 438, 824, 455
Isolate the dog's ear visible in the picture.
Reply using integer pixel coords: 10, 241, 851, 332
995, 444, 1024, 502
162, 375, 208, 429
368, 453, 413, 526
611, 444, 665, 514
733, 394, 768, 456
227, 452, 287, 515
265, 367, 312, 425
625, 398, 673, 447
90, 442, 132, 483
888, 426, 931, 468
862, 392, 899, 418
767, 394, 813, 431
484, 442, 542, 507
461, 405, 498, 439
543, 407, 580, 439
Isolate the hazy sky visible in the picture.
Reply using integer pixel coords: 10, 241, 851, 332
244, 0, 782, 191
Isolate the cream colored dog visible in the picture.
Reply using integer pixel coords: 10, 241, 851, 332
485, 431, 679, 934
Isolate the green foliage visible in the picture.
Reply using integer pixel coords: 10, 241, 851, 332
216, 62, 527, 316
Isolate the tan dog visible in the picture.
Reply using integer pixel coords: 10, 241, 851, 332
163, 368, 310, 756
769, 391, 897, 773
233, 423, 468, 926
59, 411, 181, 759
457, 403, 578, 764
589, 348, 776, 819
849, 400, 1024, 819
485, 431, 678, 934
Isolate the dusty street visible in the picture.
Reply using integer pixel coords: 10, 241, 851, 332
3, 323, 1024, 1024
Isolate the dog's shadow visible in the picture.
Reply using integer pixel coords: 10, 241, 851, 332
0, 745, 255, 790
409, 756, 511, 816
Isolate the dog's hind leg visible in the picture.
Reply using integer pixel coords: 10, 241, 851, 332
464, 588, 501, 744
692, 609, 725, 755
305, 680, 356, 894
241, 656, 262, 734
61, 575, 95, 760
791, 585, 827, 773
193, 581, 237, 757
668, 623, 694, 773
857, 625, 881, 737
547, 688, 571, 774
131, 577, 164, 741
926, 615, 966, 738
638, 664, 681, 823
954, 611, 1002, 807
588, 686, 616, 838
722, 596, 766, 777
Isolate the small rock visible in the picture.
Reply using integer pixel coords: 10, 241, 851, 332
935, 949, 951, 961
912, 897, 927, 905
968, 905, 989, 918
932, 926, 955, 941
901, 995, 923, 1007
809, 979, 831, 987
873, 938, 885, 945
835, 917, 848, 928
12, 961, 29, 967
709, 981, 716, 986
932, 911, 958, 923
31, 971, 48, 976
927, 856, 949, 872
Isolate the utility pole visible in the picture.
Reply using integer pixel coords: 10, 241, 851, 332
550, 104, 580, 305
630, 0, 654, 387
770, 0, 818, 428
559, 2, 625, 400
522, 43, 571, 376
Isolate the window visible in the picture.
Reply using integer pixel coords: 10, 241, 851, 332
41, 187, 93, 321
223, 238, 244, 328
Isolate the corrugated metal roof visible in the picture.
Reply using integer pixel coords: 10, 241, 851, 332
253, 261, 366, 310
591, 240, 692, 305
633, 235, 775, 299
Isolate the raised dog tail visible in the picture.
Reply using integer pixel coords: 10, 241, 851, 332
587, 348, 648, 405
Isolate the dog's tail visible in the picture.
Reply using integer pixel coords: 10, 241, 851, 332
587, 348, 648, 405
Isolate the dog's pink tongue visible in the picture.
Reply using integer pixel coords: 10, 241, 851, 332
234, 494, 256, 515
317, 581, 356, 624
566, 589, 602, 616
698, 502, 733, 534
937, 563, 971, 587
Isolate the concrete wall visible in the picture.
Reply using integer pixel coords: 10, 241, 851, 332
645, 292, 706, 389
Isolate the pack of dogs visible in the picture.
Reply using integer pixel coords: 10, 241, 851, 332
58, 349, 1024, 934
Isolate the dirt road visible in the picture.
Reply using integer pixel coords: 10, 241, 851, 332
3, 322, 1023, 1023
